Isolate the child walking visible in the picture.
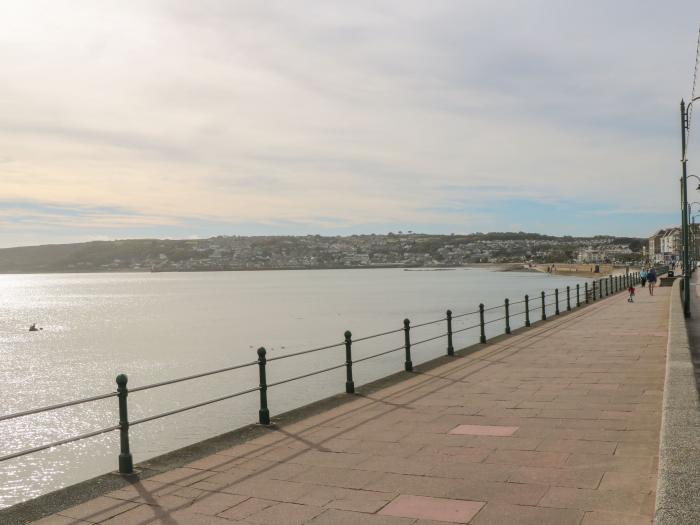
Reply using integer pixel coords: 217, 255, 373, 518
628, 285, 636, 302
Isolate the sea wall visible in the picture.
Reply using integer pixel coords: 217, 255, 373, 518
654, 277, 700, 524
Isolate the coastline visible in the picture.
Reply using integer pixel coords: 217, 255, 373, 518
0, 262, 637, 276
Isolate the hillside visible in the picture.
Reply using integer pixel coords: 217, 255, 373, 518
0, 233, 643, 274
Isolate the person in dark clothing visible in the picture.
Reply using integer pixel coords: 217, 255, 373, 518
647, 268, 657, 296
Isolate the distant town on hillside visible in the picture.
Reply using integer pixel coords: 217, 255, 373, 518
0, 232, 646, 274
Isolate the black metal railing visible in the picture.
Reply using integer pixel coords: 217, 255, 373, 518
0, 271, 644, 474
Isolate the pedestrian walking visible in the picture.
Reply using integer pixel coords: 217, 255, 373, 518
647, 267, 657, 296
640, 269, 647, 287
627, 285, 635, 302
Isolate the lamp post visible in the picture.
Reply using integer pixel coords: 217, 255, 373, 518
690, 214, 700, 271
688, 201, 700, 270
680, 98, 700, 317
690, 215, 696, 272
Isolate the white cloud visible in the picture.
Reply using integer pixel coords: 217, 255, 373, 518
0, 0, 697, 245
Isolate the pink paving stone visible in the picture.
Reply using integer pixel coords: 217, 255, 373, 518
379, 494, 485, 523
448, 424, 519, 437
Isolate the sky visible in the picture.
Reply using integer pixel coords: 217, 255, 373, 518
0, 1, 698, 247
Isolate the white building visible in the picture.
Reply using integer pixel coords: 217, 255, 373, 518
660, 228, 681, 262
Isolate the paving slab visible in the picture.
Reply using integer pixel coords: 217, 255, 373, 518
29, 285, 668, 524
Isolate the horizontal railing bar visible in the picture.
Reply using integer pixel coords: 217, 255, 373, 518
509, 299, 527, 305
452, 309, 479, 319
130, 361, 259, 393
353, 327, 404, 343
131, 386, 260, 426
0, 425, 120, 463
411, 333, 447, 347
267, 363, 346, 388
483, 304, 503, 312
411, 318, 447, 329
352, 344, 405, 364
484, 316, 506, 325
0, 392, 118, 423
266, 342, 345, 362
452, 323, 481, 334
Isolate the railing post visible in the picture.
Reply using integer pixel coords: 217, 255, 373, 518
257, 347, 270, 425
116, 374, 133, 475
504, 299, 511, 334
566, 286, 571, 311
576, 284, 580, 307
585, 282, 589, 303
479, 304, 486, 343
403, 318, 413, 371
541, 291, 546, 320
446, 310, 454, 356
555, 288, 560, 315
344, 331, 355, 394
524, 294, 531, 327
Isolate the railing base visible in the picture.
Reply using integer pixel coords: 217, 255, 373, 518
118, 454, 134, 475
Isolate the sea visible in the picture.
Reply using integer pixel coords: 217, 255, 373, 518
0, 267, 593, 507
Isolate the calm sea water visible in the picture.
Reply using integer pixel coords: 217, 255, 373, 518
0, 268, 592, 507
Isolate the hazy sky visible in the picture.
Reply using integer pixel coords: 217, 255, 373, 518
0, 1, 698, 247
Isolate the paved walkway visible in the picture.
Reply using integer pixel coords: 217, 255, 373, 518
34, 285, 669, 525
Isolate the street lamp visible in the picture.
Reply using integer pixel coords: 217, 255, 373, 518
690, 208, 699, 269
690, 213, 700, 271
679, 97, 700, 317
687, 181, 700, 270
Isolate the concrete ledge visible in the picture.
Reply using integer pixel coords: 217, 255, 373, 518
654, 277, 700, 524
660, 276, 678, 287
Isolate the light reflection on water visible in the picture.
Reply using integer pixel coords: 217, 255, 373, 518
0, 268, 591, 507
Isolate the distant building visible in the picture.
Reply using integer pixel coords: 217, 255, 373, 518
648, 229, 666, 263
660, 228, 681, 263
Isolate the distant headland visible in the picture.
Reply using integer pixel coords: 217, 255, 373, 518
0, 232, 643, 274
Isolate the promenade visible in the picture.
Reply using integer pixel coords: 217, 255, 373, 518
32, 286, 669, 525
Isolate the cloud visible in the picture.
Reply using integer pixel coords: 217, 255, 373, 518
0, 1, 697, 246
